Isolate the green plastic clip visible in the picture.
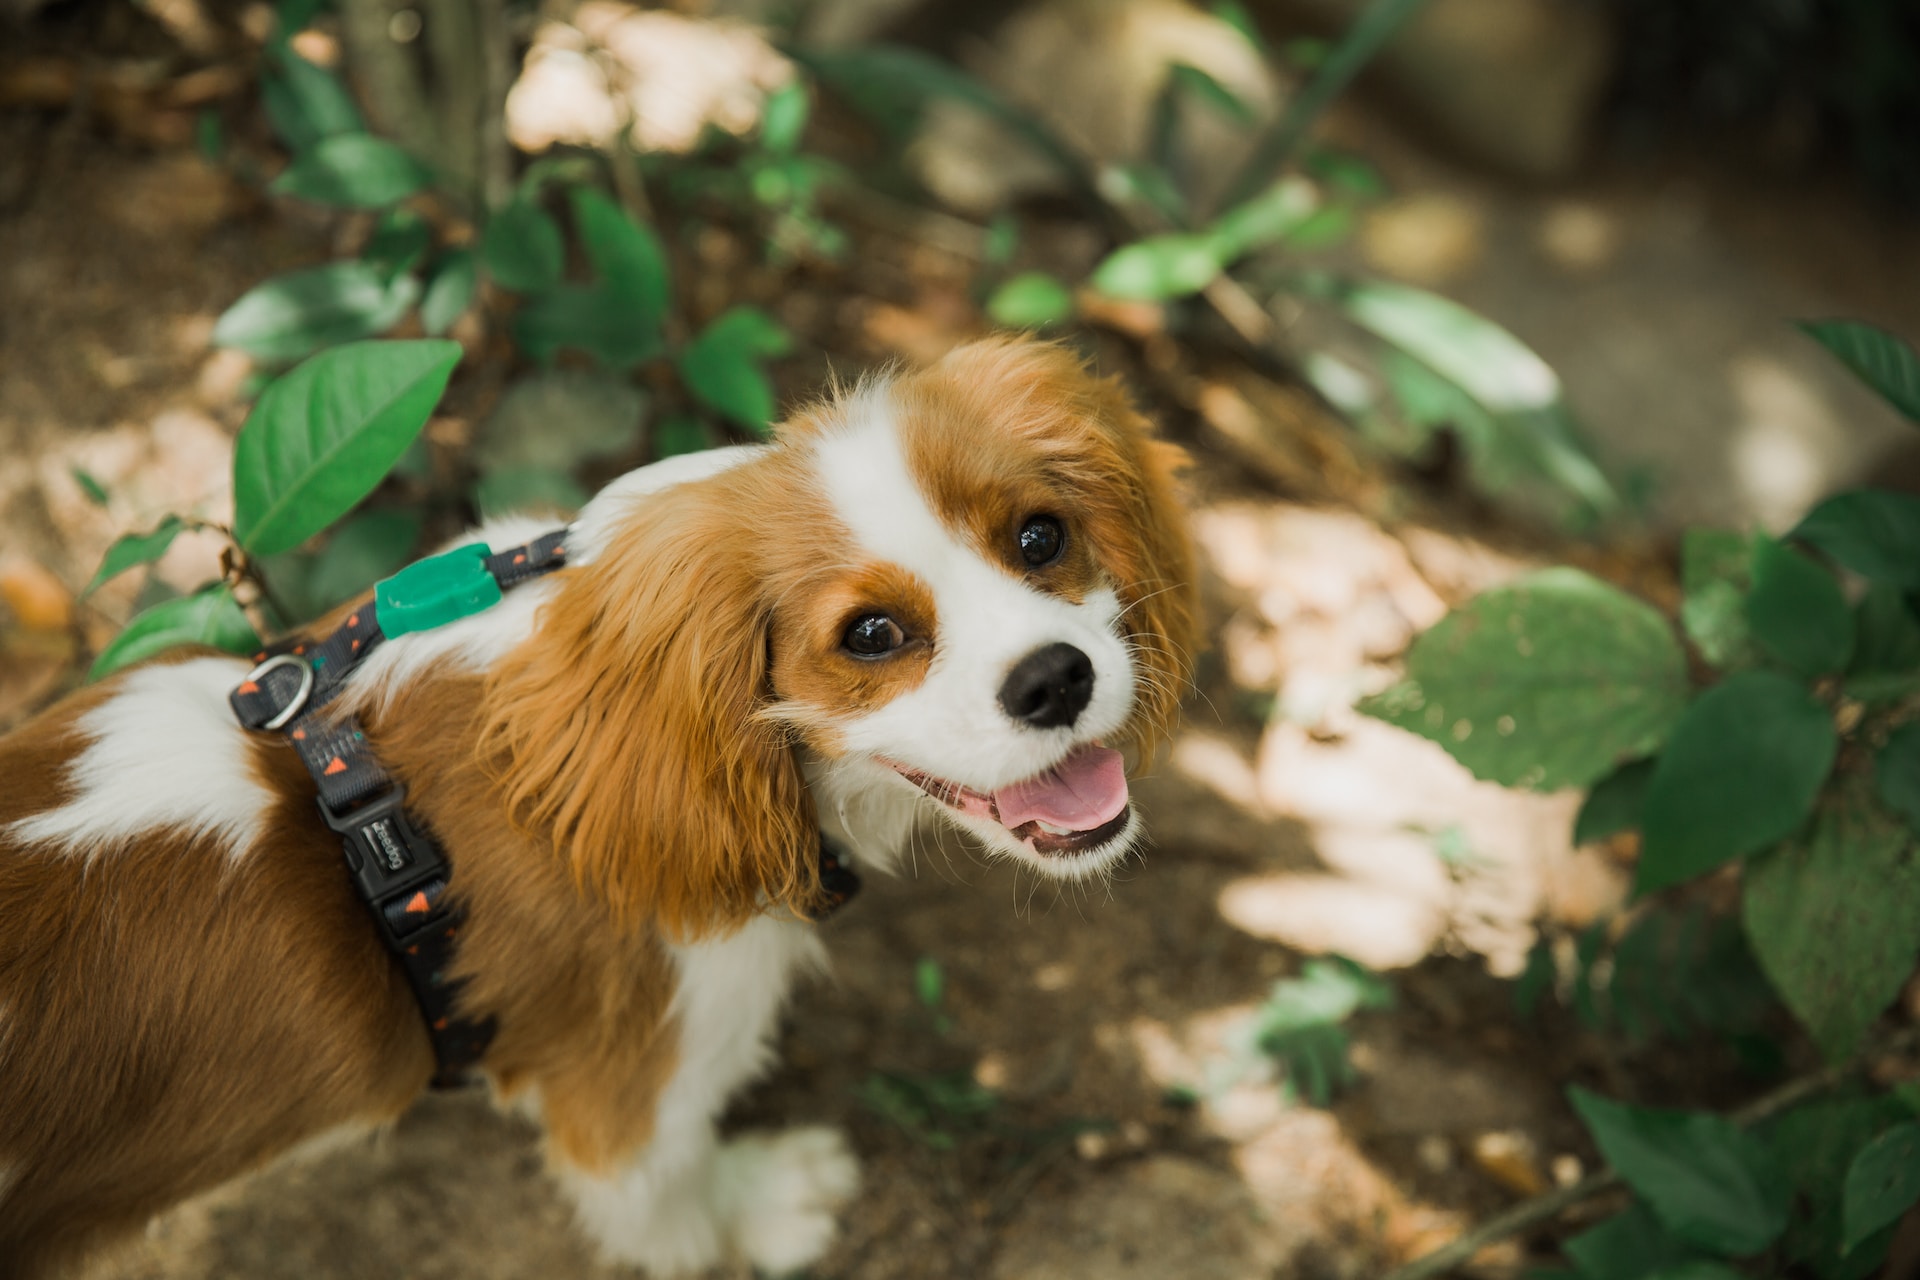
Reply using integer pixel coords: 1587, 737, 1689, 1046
374, 543, 503, 638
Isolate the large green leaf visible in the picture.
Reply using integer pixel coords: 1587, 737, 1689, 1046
1843, 1122, 1920, 1254
302, 508, 422, 616
1743, 783, 1920, 1060
1330, 278, 1617, 515
986, 272, 1075, 329
1637, 671, 1836, 894
1680, 529, 1760, 670
1206, 177, 1319, 260
84, 516, 186, 596
1793, 491, 1920, 590
760, 78, 810, 154
271, 133, 428, 209
1745, 535, 1854, 676
677, 306, 791, 434
1568, 1086, 1793, 1256
1801, 320, 1920, 423
513, 286, 662, 370
232, 339, 462, 556
1877, 722, 1920, 832
212, 261, 419, 364
481, 199, 564, 294
1359, 568, 1690, 791
261, 44, 363, 152
89, 585, 259, 682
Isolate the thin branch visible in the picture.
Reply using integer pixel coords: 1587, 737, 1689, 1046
1382, 1027, 1920, 1280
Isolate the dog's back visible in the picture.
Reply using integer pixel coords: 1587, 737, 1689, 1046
0, 655, 426, 1279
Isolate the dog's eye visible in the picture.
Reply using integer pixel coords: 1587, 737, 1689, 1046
1018, 515, 1064, 567
843, 614, 904, 657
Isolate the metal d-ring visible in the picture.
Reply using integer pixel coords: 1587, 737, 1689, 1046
247, 652, 315, 732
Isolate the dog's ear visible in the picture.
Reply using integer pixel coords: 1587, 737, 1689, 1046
481, 477, 817, 938
1085, 375, 1200, 762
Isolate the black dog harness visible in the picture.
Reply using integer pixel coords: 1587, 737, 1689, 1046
229, 527, 859, 1087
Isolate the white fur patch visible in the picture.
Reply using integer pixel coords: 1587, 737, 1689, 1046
555, 916, 845, 1275
7, 657, 272, 861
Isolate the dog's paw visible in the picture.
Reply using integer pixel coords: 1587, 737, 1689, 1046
714, 1127, 860, 1275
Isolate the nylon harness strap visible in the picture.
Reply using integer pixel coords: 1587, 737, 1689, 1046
227, 527, 861, 1088
230, 530, 570, 1087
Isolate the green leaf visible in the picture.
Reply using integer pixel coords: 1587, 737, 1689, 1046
1088, 233, 1222, 302
89, 586, 259, 682
653, 413, 712, 459
1211, 0, 1266, 51
85, 516, 186, 596
1637, 671, 1836, 894
1359, 568, 1690, 791
1765, 1095, 1910, 1280
571, 187, 671, 325
1167, 62, 1256, 126
231, 339, 461, 556
678, 307, 790, 434
1743, 782, 1920, 1060
513, 286, 663, 370
1876, 722, 1920, 833
474, 370, 645, 474
914, 957, 944, 1009
419, 249, 476, 337
761, 78, 810, 153
1843, 1122, 1920, 1253
1848, 585, 1920, 702
1681, 529, 1761, 670
212, 261, 419, 364
481, 199, 564, 295
1567, 1086, 1793, 1256
302, 508, 421, 615
1800, 320, 1920, 423
1563, 1202, 1701, 1280
261, 44, 363, 152
472, 468, 588, 519
1793, 491, 1920, 591
361, 208, 430, 281
1746, 535, 1854, 676
70, 466, 110, 507
271, 133, 428, 209
1207, 177, 1319, 260
1327, 278, 1617, 516
986, 272, 1075, 329
1574, 757, 1655, 844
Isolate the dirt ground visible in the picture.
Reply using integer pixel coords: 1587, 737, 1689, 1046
3, 5, 1919, 1279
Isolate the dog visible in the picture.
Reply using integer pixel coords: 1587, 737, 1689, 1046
0, 337, 1195, 1278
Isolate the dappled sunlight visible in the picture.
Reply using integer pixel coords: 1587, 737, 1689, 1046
1218, 872, 1444, 969
507, 4, 791, 155
1726, 353, 1845, 532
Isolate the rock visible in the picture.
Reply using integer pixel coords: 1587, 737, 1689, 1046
909, 0, 1288, 217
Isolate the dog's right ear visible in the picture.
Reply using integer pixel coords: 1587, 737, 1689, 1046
480, 475, 818, 939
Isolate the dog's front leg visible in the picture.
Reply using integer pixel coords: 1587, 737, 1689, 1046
546, 916, 859, 1276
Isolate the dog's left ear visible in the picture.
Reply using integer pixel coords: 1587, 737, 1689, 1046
480, 476, 817, 939
1085, 374, 1200, 761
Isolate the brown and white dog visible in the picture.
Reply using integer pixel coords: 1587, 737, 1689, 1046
0, 338, 1195, 1278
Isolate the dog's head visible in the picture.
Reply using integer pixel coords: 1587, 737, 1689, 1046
484, 338, 1196, 936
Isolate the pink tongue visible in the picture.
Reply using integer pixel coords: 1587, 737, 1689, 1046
993, 746, 1129, 831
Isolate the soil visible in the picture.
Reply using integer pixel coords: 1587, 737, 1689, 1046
3, 5, 1918, 1279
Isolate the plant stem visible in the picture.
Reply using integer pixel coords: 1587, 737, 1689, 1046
1381, 1029, 1920, 1280
1218, 0, 1435, 210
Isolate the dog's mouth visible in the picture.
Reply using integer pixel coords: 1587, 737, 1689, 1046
884, 744, 1132, 856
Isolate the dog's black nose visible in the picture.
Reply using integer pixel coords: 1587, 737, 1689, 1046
998, 643, 1095, 729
